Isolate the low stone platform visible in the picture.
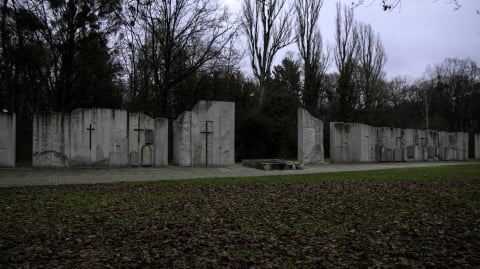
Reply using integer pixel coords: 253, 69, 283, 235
242, 159, 303, 171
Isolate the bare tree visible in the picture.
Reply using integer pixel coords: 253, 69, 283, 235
125, 0, 236, 117
334, 2, 359, 121
295, 0, 329, 116
357, 22, 386, 109
241, 0, 293, 105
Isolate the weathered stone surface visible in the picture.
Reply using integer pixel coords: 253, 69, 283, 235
154, 118, 169, 166
475, 134, 480, 160
70, 108, 129, 167
173, 111, 192, 166
439, 131, 469, 161
330, 122, 468, 163
0, 112, 15, 167
33, 109, 169, 168
128, 113, 154, 166
297, 108, 324, 164
330, 122, 376, 163
33, 113, 70, 167
173, 101, 235, 166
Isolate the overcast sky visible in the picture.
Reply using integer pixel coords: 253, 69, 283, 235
225, 0, 480, 80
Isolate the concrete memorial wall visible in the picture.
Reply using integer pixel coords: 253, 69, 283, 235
475, 133, 480, 160
154, 118, 169, 166
330, 122, 376, 163
173, 101, 235, 166
330, 122, 469, 163
297, 108, 324, 164
70, 108, 129, 167
33, 112, 70, 167
0, 112, 16, 167
33, 108, 168, 167
128, 113, 154, 166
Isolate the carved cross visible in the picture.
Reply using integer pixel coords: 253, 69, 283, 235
87, 124, 95, 150
200, 121, 213, 167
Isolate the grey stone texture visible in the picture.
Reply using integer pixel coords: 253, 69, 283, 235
173, 101, 235, 166
330, 122, 469, 163
70, 108, 129, 167
154, 118, 169, 166
330, 122, 376, 163
128, 113, 154, 166
33, 112, 70, 167
33, 108, 169, 167
475, 134, 480, 160
0, 112, 16, 167
297, 108, 324, 164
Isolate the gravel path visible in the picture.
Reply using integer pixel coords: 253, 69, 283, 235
0, 161, 478, 187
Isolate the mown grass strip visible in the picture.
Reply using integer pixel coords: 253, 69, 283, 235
120, 164, 480, 186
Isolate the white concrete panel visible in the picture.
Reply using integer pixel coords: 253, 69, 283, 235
70, 108, 128, 167
128, 113, 154, 166
475, 134, 480, 160
154, 118, 169, 166
32, 113, 70, 167
173, 101, 235, 167
0, 112, 15, 167
173, 111, 192, 166
297, 108, 324, 164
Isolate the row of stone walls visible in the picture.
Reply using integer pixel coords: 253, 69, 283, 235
33, 108, 168, 167
331, 122, 470, 163
0, 112, 16, 167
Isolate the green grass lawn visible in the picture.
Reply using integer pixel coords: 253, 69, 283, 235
1, 165, 480, 268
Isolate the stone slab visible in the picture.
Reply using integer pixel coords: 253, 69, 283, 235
475, 134, 480, 160
33, 113, 70, 167
173, 101, 235, 166
242, 159, 302, 171
297, 108, 324, 164
70, 108, 129, 167
0, 112, 15, 167
128, 113, 154, 166
154, 118, 169, 166
330, 122, 376, 163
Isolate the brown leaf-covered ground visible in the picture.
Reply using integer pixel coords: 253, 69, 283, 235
1, 166, 480, 268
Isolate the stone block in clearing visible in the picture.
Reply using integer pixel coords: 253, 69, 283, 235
475, 134, 480, 160
154, 118, 168, 166
297, 108, 324, 164
70, 108, 128, 167
128, 113, 154, 166
330, 122, 375, 163
173, 101, 235, 166
0, 112, 16, 167
32, 113, 70, 167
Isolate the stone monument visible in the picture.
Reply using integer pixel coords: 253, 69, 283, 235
0, 112, 16, 167
33, 112, 71, 167
330, 122, 376, 163
330, 121, 468, 163
33, 108, 169, 167
70, 108, 129, 167
173, 100, 235, 166
475, 133, 480, 160
154, 118, 169, 166
297, 108, 323, 164
128, 113, 154, 166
